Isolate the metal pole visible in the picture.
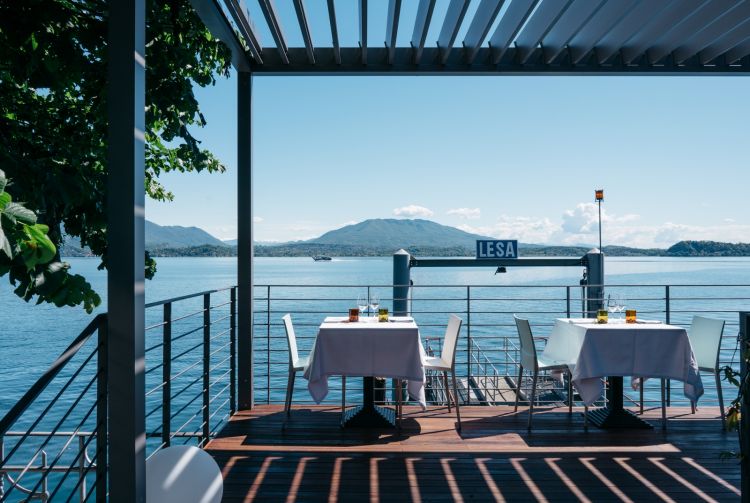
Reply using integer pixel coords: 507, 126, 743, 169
229, 288, 237, 414
79, 435, 86, 502
107, 0, 146, 499
584, 250, 604, 318
598, 200, 602, 252
203, 293, 211, 446
466, 285, 471, 404
237, 71, 254, 410
392, 249, 410, 316
96, 321, 108, 502
162, 303, 171, 448
740, 311, 749, 503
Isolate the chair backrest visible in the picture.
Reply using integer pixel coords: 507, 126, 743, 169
146, 445, 223, 503
514, 315, 538, 370
282, 314, 299, 365
440, 314, 463, 366
688, 315, 725, 370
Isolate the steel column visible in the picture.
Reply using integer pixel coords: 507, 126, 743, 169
740, 311, 749, 502
237, 71, 254, 410
106, 0, 146, 500
392, 249, 410, 316
95, 321, 108, 502
202, 294, 211, 446
162, 303, 172, 448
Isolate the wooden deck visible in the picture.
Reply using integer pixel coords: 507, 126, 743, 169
205, 405, 741, 502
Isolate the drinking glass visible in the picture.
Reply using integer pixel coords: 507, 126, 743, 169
369, 294, 380, 316
615, 294, 626, 321
357, 295, 369, 318
607, 295, 617, 319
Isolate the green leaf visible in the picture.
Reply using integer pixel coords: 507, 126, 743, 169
0, 192, 10, 210
0, 170, 7, 193
30, 33, 38, 51
19, 224, 56, 269
4, 202, 37, 224
0, 225, 11, 259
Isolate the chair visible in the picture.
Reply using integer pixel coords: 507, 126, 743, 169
282, 314, 346, 419
513, 315, 586, 430
422, 314, 463, 431
146, 445, 223, 503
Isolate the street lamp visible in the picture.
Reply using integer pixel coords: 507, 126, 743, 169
595, 189, 604, 252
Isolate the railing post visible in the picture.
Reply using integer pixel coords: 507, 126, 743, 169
96, 319, 108, 502
1, 436, 5, 498
79, 435, 87, 502
665, 286, 671, 405
267, 286, 271, 404
230, 288, 237, 415
466, 285, 471, 405
162, 303, 172, 448
566, 286, 571, 318
202, 293, 211, 447
740, 311, 749, 503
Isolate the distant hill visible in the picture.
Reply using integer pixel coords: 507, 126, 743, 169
145, 221, 225, 249
666, 240, 750, 256
308, 219, 494, 249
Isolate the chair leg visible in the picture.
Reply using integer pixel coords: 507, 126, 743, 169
450, 370, 462, 432
528, 369, 538, 431
660, 378, 667, 430
342, 376, 346, 411
584, 404, 589, 431
514, 365, 524, 412
639, 380, 644, 414
284, 367, 294, 417
396, 379, 403, 428
567, 370, 573, 414
715, 370, 726, 431
443, 372, 451, 413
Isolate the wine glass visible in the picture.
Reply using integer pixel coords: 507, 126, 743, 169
369, 294, 380, 318
607, 294, 617, 320
357, 294, 368, 318
615, 293, 626, 321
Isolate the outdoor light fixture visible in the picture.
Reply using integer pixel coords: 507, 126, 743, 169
495, 266, 507, 275
595, 189, 604, 252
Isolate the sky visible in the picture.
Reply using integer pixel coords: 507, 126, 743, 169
145, 2, 750, 249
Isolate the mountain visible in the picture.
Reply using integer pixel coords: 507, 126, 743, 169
308, 219, 494, 249
145, 221, 225, 249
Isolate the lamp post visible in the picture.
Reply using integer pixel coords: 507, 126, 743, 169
595, 189, 604, 252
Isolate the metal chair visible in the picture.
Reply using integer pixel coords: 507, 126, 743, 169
513, 315, 586, 430
422, 314, 463, 431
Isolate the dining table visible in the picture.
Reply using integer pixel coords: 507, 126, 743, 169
541, 318, 704, 428
304, 315, 426, 428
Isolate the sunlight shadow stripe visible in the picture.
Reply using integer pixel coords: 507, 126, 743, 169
286, 456, 316, 503
329, 456, 351, 503
682, 457, 741, 496
579, 457, 633, 503
405, 457, 423, 503
475, 458, 505, 502
510, 458, 549, 503
614, 457, 675, 503
370, 457, 386, 503
440, 458, 464, 503
246, 456, 281, 502
546, 458, 591, 503
649, 458, 718, 503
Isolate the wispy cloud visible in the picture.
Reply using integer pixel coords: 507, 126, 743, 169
253, 216, 263, 223
393, 205, 434, 218
447, 207, 481, 220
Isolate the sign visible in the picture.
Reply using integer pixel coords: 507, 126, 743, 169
476, 240, 518, 259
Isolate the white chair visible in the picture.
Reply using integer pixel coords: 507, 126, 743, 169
282, 314, 310, 417
513, 316, 586, 431
146, 445, 223, 503
422, 314, 463, 431
282, 314, 346, 419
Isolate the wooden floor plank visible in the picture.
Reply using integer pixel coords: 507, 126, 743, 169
206, 405, 741, 502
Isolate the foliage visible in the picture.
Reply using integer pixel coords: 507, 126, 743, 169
0, 0, 232, 307
719, 343, 749, 461
0, 170, 100, 312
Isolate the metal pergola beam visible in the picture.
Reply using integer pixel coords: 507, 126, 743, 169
326, 0, 341, 65
386, 0, 402, 65
411, 0, 436, 64
293, 0, 315, 64
190, 0, 252, 71
541, 0, 605, 64
259, 0, 289, 64
463, 0, 505, 64
437, 0, 471, 64
223, 0, 264, 64
360, 0, 368, 65
107, 0, 146, 500
514, 0, 572, 65
488, 0, 537, 64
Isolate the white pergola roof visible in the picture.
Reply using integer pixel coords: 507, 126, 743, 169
195, 0, 750, 75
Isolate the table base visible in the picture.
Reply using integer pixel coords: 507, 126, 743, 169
341, 405, 396, 428
587, 407, 653, 429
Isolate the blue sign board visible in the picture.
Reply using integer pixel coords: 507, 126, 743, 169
476, 240, 518, 259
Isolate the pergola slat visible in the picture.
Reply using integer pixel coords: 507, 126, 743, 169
360, 0, 367, 65
488, 0, 538, 64
326, 0, 341, 65
674, 2, 750, 63
437, 0, 471, 64
514, 0, 573, 65
190, 0, 253, 70
542, 0, 606, 64
386, 0, 402, 65
594, 1, 674, 64
224, 0, 263, 64
411, 0, 437, 64
700, 18, 750, 64
293, 0, 315, 64
725, 37, 750, 64
463, 0, 505, 64
567, 0, 639, 65
646, 0, 741, 64
258, 0, 289, 64
620, 0, 705, 64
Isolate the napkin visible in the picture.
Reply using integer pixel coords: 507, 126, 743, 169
636, 319, 662, 324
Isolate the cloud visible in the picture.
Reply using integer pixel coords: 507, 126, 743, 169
458, 215, 560, 244
253, 216, 263, 223
393, 205, 434, 218
447, 207, 481, 220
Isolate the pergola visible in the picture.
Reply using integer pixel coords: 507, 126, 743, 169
107, 0, 750, 500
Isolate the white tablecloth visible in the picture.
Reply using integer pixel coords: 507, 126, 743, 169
303, 316, 426, 406
542, 318, 704, 406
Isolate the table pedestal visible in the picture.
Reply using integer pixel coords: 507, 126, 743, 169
341, 377, 396, 428
587, 376, 652, 429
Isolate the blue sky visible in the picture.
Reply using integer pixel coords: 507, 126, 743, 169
145, 3, 750, 248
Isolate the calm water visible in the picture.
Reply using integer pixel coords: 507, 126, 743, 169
2, 256, 750, 412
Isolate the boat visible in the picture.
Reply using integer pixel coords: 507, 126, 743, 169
312, 255, 332, 261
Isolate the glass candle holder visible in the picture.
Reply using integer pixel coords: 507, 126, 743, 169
348, 308, 359, 322
597, 309, 608, 324
626, 309, 637, 324
378, 307, 389, 322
